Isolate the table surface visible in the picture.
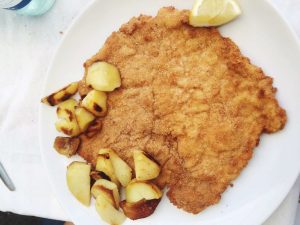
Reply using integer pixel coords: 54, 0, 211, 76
0, 0, 299, 224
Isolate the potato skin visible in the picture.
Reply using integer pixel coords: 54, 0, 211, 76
120, 199, 161, 220
53, 136, 80, 157
81, 119, 102, 140
41, 82, 78, 106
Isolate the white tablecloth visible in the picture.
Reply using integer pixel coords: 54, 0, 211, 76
0, 0, 299, 224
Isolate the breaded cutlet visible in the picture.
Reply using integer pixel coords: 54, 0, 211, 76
78, 7, 286, 213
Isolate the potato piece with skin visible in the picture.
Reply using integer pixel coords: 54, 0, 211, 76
91, 179, 120, 208
41, 82, 78, 106
86, 62, 121, 92
96, 152, 120, 187
126, 180, 162, 203
55, 99, 81, 136
90, 170, 111, 184
53, 136, 80, 157
108, 149, 132, 187
95, 196, 126, 225
66, 162, 91, 206
55, 119, 81, 137
120, 199, 161, 220
96, 154, 113, 174
74, 106, 95, 132
134, 150, 161, 181
93, 185, 116, 207
81, 90, 107, 117
57, 99, 78, 122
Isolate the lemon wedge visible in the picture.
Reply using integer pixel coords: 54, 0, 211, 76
189, 0, 241, 27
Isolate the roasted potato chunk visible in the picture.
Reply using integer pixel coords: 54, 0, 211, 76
120, 199, 160, 220
41, 82, 78, 106
125, 180, 162, 203
107, 149, 132, 187
81, 90, 107, 117
55, 119, 80, 137
86, 62, 121, 92
66, 161, 91, 206
55, 99, 80, 136
91, 179, 120, 208
56, 99, 78, 122
96, 150, 120, 186
53, 136, 80, 157
74, 107, 95, 132
95, 196, 126, 225
133, 150, 160, 181
90, 170, 111, 181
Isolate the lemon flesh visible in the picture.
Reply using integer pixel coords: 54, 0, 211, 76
189, 0, 241, 27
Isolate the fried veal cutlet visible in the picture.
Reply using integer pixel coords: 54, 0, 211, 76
78, 7, 286, 214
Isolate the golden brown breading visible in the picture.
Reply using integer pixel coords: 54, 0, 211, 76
78, 7, 286, 214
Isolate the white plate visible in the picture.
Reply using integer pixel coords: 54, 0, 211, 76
39, 0, 300, 225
